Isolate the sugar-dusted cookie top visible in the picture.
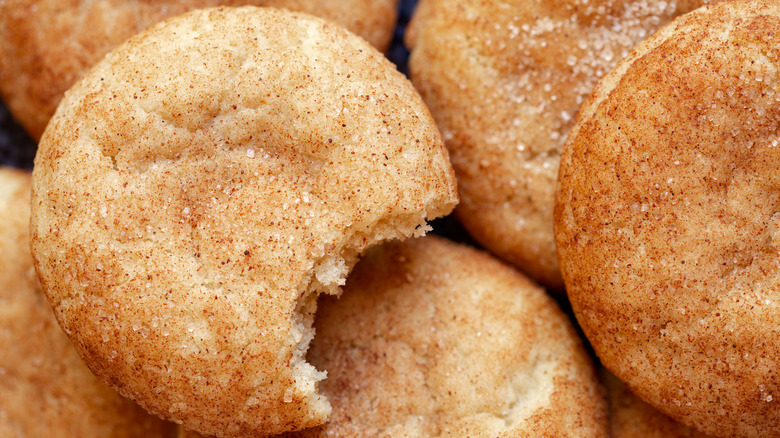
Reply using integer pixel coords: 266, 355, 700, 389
406, 0, 714, 290
0, 167, 176, 438
30, 7, 457, 437
0, 0, 399, 140
284, 235, 607, 437
556, 1, 780, 436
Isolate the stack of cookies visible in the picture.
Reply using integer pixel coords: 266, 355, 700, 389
0, 0, 777, 437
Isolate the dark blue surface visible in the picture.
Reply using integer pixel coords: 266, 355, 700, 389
0, 102, 36, 169
386, 0, 418, 76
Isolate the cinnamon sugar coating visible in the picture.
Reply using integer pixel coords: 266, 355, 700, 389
406, 0, 716, 290
602, 369, 712, 438
556, 1, 780, 436
0, 0, 399, 140
286, 236, 607, 437
30, 7, 456, 437
0, 168, 176, 438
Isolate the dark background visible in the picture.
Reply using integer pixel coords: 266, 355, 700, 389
0, 99, 37, 169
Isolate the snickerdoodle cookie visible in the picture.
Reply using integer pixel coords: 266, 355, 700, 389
406, 0, 714, 290
283, 235, 607, 437
0, 0, 399, 140
556, 1, 780, 436
30, 7, 457, 437
0, 167, 176, 438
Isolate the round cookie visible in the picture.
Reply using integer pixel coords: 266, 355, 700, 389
602, 369, 712, 438
406, 0, 714, 290
283, 235, 607, 437
30, 7, 457, 437
0, 0, 399, 141
0, 167, 176, 438
555, 1, 780, 436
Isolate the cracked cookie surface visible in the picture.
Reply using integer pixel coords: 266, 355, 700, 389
0, 0, 399, 140
283, 236, 607, 438
30, 7, 457, 437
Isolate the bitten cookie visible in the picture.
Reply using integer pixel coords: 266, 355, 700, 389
30, 7, 457, 437
555, 1, 780, 436
282, 235, 607, 437
0, 0, 399, 140
0, 167, 176, 438
406, 0, 714, 290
